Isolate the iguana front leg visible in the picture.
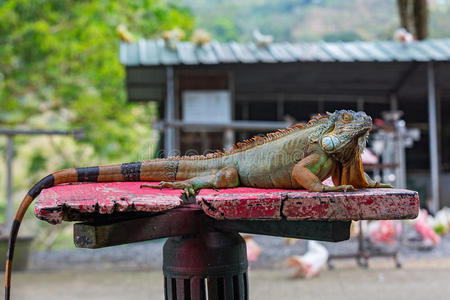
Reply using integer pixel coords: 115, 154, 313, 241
364, 173, 393, 188
292, 153, 355, 192
141, 166, 239, 196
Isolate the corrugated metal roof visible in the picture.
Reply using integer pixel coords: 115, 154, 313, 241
120, 38, 450, 66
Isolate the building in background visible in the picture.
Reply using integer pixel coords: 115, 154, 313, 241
120, 38, 450, 209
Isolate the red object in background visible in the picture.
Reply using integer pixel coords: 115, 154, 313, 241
361, 148, 379, 165
243, 235, 261, 263
369, 220, 402, 244
414, 209, 441, 245
374, 118, 385, 127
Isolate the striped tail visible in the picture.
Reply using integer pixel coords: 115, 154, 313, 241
4, 161, 159, 300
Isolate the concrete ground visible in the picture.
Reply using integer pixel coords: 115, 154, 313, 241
3, 258, 450, 300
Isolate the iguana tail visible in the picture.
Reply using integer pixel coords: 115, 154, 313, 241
4, 159, 183, 300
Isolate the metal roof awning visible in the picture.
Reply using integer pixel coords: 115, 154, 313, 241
120, 38, 450, 66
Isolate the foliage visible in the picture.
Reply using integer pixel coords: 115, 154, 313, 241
207, 16, 241, 42
185, 0, 450, 42
0, 0, 193, 248
0, 0, 193, 160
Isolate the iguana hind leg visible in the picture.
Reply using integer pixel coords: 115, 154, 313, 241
141, 166, 239, 196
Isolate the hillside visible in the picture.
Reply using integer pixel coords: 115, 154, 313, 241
183, 0, 450, 42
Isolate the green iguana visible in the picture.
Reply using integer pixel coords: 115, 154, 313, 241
4, 110, 391, 299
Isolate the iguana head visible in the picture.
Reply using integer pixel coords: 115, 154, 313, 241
320, 110, 372, 158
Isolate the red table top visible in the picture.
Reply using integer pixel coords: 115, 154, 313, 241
35, 182, 419, 224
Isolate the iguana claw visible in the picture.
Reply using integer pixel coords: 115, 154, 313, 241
140, 183, 164, 189
322, 184, 355, 192
370, 182, 394, 188
184, 187, 196, 196
141, 181, 197, 196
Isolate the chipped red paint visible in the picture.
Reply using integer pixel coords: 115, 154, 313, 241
198, 188, 419, 221
35, 183, 419, 224
35, 182, 183, 224
198, 189, 285, 220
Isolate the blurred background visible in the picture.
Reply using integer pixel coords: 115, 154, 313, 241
1, 0, 450, 299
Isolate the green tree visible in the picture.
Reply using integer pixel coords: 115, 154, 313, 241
0, 0, 193, 249
0, 0, 193, 161
209, 16, 240, 42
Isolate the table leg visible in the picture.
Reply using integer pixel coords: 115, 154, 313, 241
163, 231, 248, 300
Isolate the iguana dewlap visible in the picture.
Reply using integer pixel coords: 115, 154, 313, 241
4, 110, 390, 299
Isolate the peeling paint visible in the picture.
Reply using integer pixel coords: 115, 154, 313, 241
197, 188, 419, 221
35, 184, 419, 224
35, 182, 184, 224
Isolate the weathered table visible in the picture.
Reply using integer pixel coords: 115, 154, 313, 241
36, 182, 419, 300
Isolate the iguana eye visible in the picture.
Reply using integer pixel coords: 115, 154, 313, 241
342, 113, 352, 122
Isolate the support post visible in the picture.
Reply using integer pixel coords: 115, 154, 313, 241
163, 231, 248, 300
390, 94, 398, 111
165, 66, 176, 157
174, 69, 181, 152
427, 62, 440, 213
357, 97, 365, 111
224, 128, 234, 151
395, 120, 407, 189
6, 135, 14, 232
225, 71, 236, 151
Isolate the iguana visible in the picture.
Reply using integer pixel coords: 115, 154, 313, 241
4, 110, 391, 299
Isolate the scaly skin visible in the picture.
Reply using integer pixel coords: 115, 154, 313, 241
4, 110, 391, 299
